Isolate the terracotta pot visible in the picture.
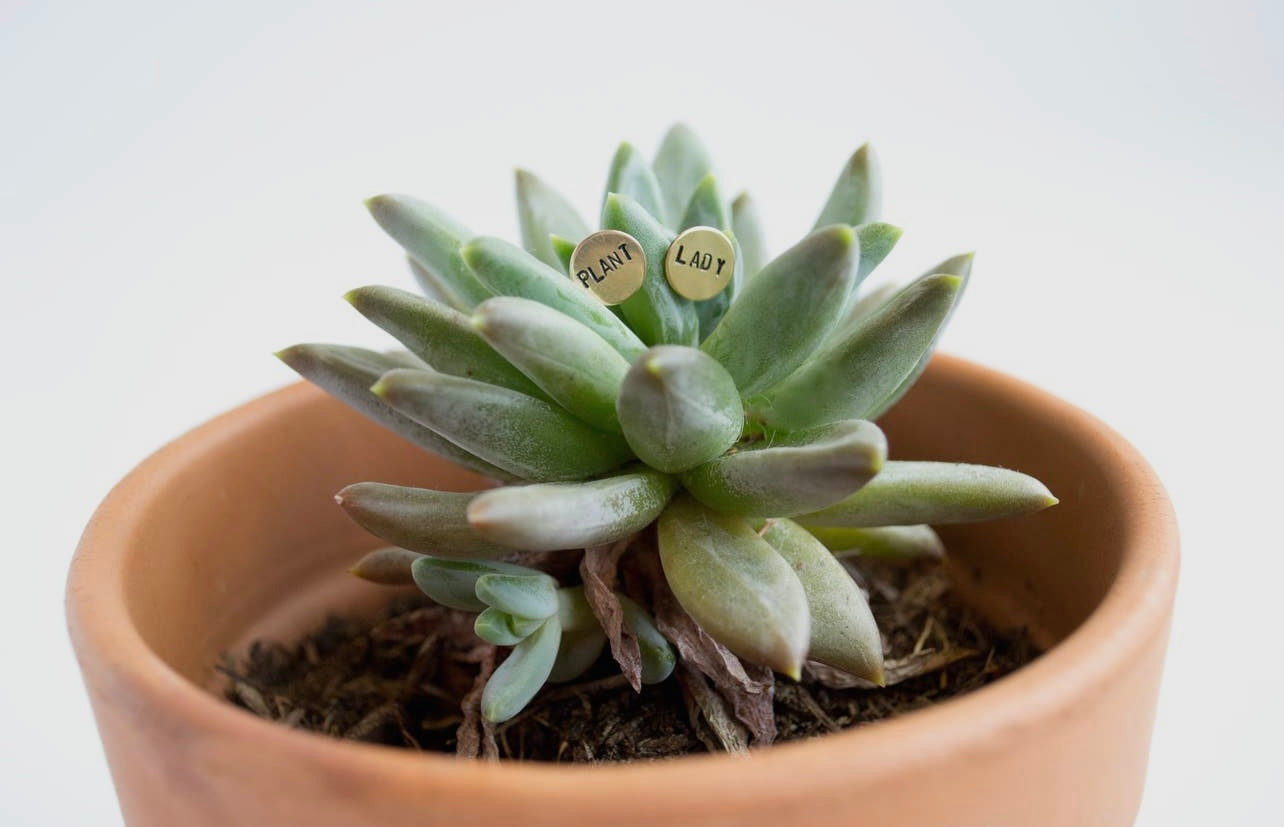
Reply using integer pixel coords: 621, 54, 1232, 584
67, 354, 1178, 826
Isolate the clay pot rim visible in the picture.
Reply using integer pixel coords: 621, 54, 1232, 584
67, 353, 1178, 800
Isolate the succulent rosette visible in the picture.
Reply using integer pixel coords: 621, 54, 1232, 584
279, 125, 1056, 723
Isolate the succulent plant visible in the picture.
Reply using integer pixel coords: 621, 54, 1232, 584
279, 124, 1057, 725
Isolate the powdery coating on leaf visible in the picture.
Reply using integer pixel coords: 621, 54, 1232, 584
472, 296, 630, 433
762, 519, 884, 683
701, 225, 858, 396
461, 236, 646, 361
515, 168, 590, 270
346, 286, 545, 397
374, 369, 634, 482
616, 345, 743, 474
580, 539, 643, 692
336, 483, 513, 559
466, 470, 676, 551
753, 274, 962, 430
680, 420, 887, 517
798, 461, 1059, 527
657, 497, 810, 679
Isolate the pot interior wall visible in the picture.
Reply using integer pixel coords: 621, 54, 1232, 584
121, 361, 1123, 690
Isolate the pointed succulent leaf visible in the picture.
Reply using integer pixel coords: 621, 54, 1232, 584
335, 483, 513, 558
601, 193, 699, 347
730, 192, 767, 280
365, 194, 492, 309
617, 594, 677, 684
797, 461, 1059, 526
344, 286, 545, 397
472, 296, 630, 432
652, 124, 715, 226
482, 616, 562, 723
275, 344, 511, 480
603, 142, 667, 225
515, 168, 590, 269
547, 627, 608, 683
467, 468, 677, 551
701, 225, 859, 396
373, 368, 634, 482
474, 572, 560, 620
761, 518, 884, 683
854, 222, 902, 282
616, 345, 743, 474
348, 546, 424, 585
409, 556, 538, 612
866, 253, 975, 420
460, 236, 646, 361
657, 496, 810, 678
837, 282, 900, 334
751, 274, 963, 431
406, 256, 469, 312
813, 143, 881, 229
475, 607, 542, 646
679, 173, 729, 231
681, 420, 887, 517
548, 234, 577, 273
808, 524, 945, 561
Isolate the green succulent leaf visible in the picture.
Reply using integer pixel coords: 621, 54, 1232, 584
406, 256, 469, 312
652, 124, 715, 227
681, 420, 887, 517
461, 236, 646, 361
547, 627, 608, 683
555, 585, 598, 632
854, 222, 902, 282
693, 230, 744, 342
601, 193, 699, 347
797, 461, 1059, 527
808, 524, 946, 560
761, 518, 884, 683
730, 192, 767, 280
865, 253, 975, 420
656, 496, 810, 678
616, 345, 744, 474
701, 225, 859, 396
365, 194, 492, 310
372, 368, 634, 482
335, 483, 512, 558
837, 282, 900, 334
548, 234, 577, 273
751, 273, 963, 431
344, 286, 545, 398
467, 467, 678, 551
679, 173, 729, 231
515, 168, 590, 270
617, 594, 677, 684
475, 607, 543, 646
813, 143, 881, 229
275, 344, 512, 480
474, 572, 560, 620
409, 556, 538, 612
348, 546, 424, 585
482, 615, 562, 723
603, 142, 667, 226
471, 295, 630, 433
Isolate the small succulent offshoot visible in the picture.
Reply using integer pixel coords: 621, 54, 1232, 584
279, 125, 1057, 727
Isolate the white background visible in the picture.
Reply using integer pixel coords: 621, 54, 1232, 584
3, 1, 1281, 824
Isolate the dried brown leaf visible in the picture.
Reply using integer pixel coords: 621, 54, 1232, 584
455, 644, 498, 759
580, 538, 643, 691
